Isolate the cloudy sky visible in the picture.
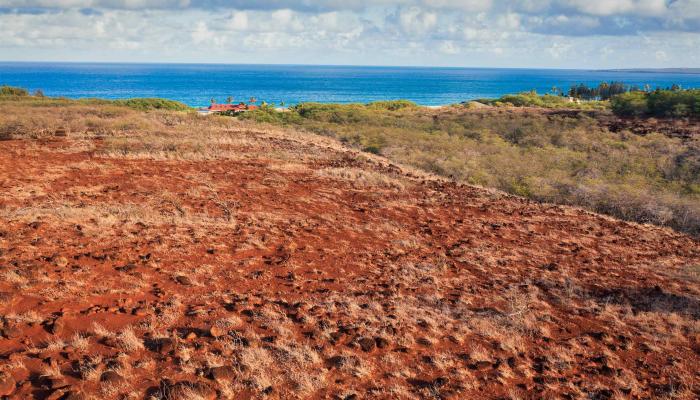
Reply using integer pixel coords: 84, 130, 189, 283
0, 0, 698, 68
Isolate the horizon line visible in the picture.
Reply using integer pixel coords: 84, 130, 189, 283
1, 60, 697, 72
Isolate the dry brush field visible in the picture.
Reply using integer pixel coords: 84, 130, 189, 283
0, 101, 699, 399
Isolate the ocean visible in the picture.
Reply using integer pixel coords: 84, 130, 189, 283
1, 62, 699, 107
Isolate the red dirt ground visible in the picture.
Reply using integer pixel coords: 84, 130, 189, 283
1, 120, 699, 400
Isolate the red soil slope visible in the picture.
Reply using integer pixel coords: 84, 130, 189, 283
0, 123, 699, 400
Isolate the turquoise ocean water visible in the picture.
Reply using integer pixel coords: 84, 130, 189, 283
1, 62, 699, 107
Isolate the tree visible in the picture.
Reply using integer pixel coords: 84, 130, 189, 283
226, 96, 232, 104
210, 98, 216, 104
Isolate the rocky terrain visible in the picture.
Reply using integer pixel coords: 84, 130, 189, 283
0, 104, 699, 399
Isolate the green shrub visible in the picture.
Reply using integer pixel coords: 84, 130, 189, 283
647, 89, 700, 118
498, 91, 545, 107
477, 91, 608, 110
0, 85, 29, 96
366, 100, 417, 111
363, 145, 382, 154
611, 92, 648, 116
236, 105, 302, 125
114, 98, 190, 111
612, 89, 700, 118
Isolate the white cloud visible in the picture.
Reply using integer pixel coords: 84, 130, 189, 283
422, 0, 492, 12
397, 7, 437, 35
228, 11, 248, 31
669, 0, 700, 19
562, 0, 668, 16
546, 40, 572, 58
438, 40, 459, 54
191, 21, 213, 44
0, 0, 191, 8
0, 1, 697, 68
497, 13, 520, 30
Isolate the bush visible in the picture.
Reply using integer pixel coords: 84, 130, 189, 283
366, 100, 417, 111
477, 91, 608, 110
0, 85, 29, 96
612, 89, 700, 118
0, 121, 24, 140
114, 98, 190, 111
236, 105, 302, 125
363, 145, 382, 154
647, 89, 700, 118
611, 92, 648, 117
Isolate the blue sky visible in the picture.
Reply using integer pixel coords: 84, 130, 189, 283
0, 0, 698, 68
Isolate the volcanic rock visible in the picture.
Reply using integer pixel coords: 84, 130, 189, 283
100, 370, 126, 385
0, 374, 16, 396
176, 275, 193, 286
358, 337, 376, 352
209, 325, 225, 338
209, 366, 237, 383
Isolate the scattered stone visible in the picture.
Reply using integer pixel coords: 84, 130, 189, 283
115, 263, 137, 273
209, 366, 236, 383
46, 388, 68, 400
54, 256, 69, 267
49, 376, 70, 390
132, 307, 148, 316
100, 370, 126, 385
209, 326, 225, 338
261, 336, 276, 343
157, 338, 176, 355
469, 361, 492, 371
186, 307, 208, 317
185, 331, 197, 341
358, 337, 376, 352
102, 336, 120, 348
0, 373, 16, 396
1, 324, 22, 339
329, 330, 343, 342
375, 337, 390, 349
176, 275, 193, 286
433, 377, 450, 387
327, 355, 345, 368
50, 318, 65, 335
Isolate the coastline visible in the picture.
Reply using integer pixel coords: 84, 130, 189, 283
3, 63, 700, 108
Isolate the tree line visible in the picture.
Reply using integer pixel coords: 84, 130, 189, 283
560, 81, 684, 101
611, 89, 700, 118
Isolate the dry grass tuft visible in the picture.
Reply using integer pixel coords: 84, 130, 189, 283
117, 326, 144, 352
316, 167, 406, 190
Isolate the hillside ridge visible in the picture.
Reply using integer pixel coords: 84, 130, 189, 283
0, 107, 699, 399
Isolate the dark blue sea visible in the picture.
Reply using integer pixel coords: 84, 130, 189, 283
1, 62, 699, 107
